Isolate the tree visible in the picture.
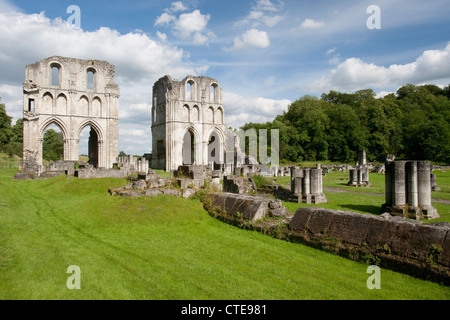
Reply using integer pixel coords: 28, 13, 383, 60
326, 104, 365, 162
239, 84, 449, 165
0, 103, 13, 149
12, 118, 23, 143
43, 129, 64, 162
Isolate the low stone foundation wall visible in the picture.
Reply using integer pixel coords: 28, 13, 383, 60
75, 168, 131, 179
289, 207, 450, 283
203, 195, 450, 284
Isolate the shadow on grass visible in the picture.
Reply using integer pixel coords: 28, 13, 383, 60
338, 204, 382, 215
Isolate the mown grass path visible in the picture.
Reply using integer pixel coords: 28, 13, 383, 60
0, 169, 449, 299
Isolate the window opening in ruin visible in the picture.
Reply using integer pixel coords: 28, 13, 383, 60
42, 124, 64, 167
87, 69, 95, 91
79, 125, 99, 168
209, 135, 216, 158
208, 132, 221, 165
51, 65, 60, 87
210, 85, 215, 102
183, 129, 195, 165
28, 99, 35, 112
186, 82, 192, 100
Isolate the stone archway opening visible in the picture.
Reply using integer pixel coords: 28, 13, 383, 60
208, 130, 222, 168
183, 129, 195, 165
42, 123, 64, 167
79, 125, 99, 168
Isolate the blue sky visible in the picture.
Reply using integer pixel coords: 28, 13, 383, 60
0, 0, 449, 155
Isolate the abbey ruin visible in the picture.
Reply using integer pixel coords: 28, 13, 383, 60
20, 56, 120, 176
151, 75, 227, 171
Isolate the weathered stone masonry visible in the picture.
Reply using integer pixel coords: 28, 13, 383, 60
22, 56, 120, 173
151, 75, 227, 172
382, 160, 439, 220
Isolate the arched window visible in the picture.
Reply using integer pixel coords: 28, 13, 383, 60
87, 69, 96, 90
186, 80, 195, 100
216, 107, 224, 124
56, 94, 67, 115
207, 107, 214, 123
208, 131, 221, 165
42, 92, 53, 114
183, 129, 195, 165
182, 105, 189, 122
210, 83, 218, 103
51, 64, 61, 87
79, 124, 99, 168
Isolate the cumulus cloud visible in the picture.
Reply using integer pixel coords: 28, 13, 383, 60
170, 1, 188, 13
155, 6, 214, 46
0, 0, 20, 12
173, 10, 210, 38
235, 0, 285, 28
223, 91, 291, 129
224, 29, 270, 51
300, 18, 325, 29
309, 43, 450, 93
154, 12, 175, 26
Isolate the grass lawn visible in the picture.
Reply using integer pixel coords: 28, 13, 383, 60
0, 168, 449, 300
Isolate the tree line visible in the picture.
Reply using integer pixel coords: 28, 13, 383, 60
241, 84, 450, 164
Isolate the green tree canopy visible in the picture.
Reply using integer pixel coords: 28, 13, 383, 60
43, 129, 64, 162
0, 103, 13, 148
240, 84, 450, 164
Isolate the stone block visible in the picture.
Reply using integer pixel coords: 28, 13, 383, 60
269, 207, 288, 217
144, 189, 163, 197
118, 190, 143, 197
208, 193, 269, 222
177, 178, 205, 189
268, 199, 282, 209
132, 179, 147, 190
160, 189, 181, 197
182, 188, 196, 198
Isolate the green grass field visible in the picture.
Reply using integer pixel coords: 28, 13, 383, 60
0, 168, 449, 299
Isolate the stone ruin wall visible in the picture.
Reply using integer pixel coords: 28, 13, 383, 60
151, 75, 228, 172
21, 56, 120, 176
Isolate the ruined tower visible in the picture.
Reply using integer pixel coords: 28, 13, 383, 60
151, 75, 227, 171
22, 56, 120, 170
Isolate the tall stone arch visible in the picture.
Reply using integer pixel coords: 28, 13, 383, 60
39, 117, 70, 163
77, 119, 105, 168
22, 56, 120, 169
205, 126, 225, 167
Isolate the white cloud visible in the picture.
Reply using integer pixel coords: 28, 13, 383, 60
223, 91, 291, 129
173, 10, 210, 38
156, 31, 168, 42
170, 1, 188, 13
154, 12, 175, 26
326, 47, 337, 55
155, 7, 214, 46
300, 18, 325, 29
328, 54, 341, 66
225, 29, 270, 51
235, 0, 284, 28
0, 84, 23, 121
0, 0, 20, 13
309, 43, 450, 93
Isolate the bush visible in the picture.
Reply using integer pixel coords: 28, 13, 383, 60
251, 174, 273, 189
